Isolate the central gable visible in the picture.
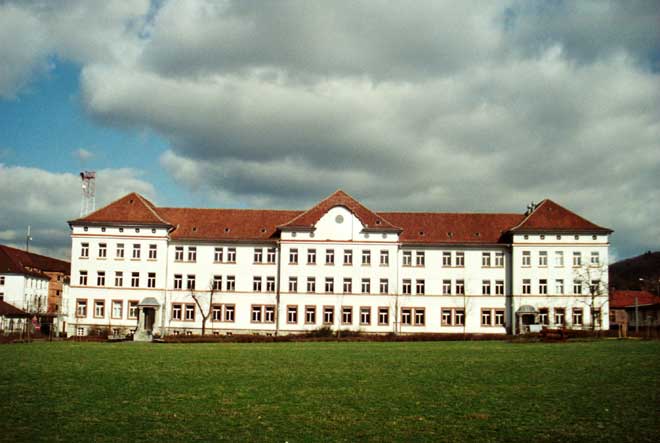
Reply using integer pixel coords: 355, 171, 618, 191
313, 206, 366, 241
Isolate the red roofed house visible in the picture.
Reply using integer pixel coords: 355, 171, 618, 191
63, 191, 612, 339
610, 290, 660, 330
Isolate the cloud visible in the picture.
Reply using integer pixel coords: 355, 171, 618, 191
0, 164, 155, 259
73, 148, 94, 161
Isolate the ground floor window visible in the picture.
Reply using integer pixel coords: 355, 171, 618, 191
76, 299, 88, 317
554, 308, 565, 326
287, 306, 298, 324
128, 301, 139, 319
305, 306, 316, 324
481, 308, 505, 327
360, 307, 371, 325
76, 327, 85, 336
251, 305, 276, 324
401, 307, 425, 326
172, 304, 182, 320
442, 308, 465, 326
572, 308, 583, 326
341, 306, 353, 325
539, 308, 549, 325
323, 306, 334, 324
378, 307, 389, 325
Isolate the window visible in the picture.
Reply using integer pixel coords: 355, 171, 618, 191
147, 272, 156, 288
482, 280, 491, 295
522, 251, 531, 266
325, 277, 334, 293
454, 309, 465, 326
76, 327, 85, 337
358, 278, 369, 294
379, 279, 389, 294
224, 305, 235, 322
289, 277, 298, 292
97, 271, 105, 286
401, 307, 425, 326
539, 279, 547, 295
79, 271, 88, 286
325, 249, 335, 265
590, 251, 600, 266
538, 251, 548, 266
539, 308, 549, 325
573, 280, 582, 295
572, 308, 583, 326
441, 309, 452, 326
214, 247, 223, 262
266, 277, 275, 292
573, 252, 582, 267
174, 274, 183, 290
342, 306, 353, 324
593, 309, 602, 327
555, 251, 564, 267
98, 243, 107, 258
227, 248, 237, 262
554, 308, 565, 326
287, 306, 298, 324
415, 309, 425, 325
522, 279, 531, 294
149, 244, 157, 259
188, 247, 197, 262
254, 248, 263, 263
112, 300, 122, 319
132, 244, 141, 259
380, 250, 389, 266
76, 299, 88, 317
555, 279, 564, 294
264, 306, 275, 323
442, 252, 452, 267
416, 279, 425, 295
305, 306, 316, 324
495, 280, 504, 295
402, 279, 412, 294
360, 307, 371, 325
212, 305, 222, 321
343, 249, 353, 265
481, 309, 492, 326
127, 301, 138, 319
416, 251, 425, 267
494, 309, 505, 326
343, 278, 352, 293
131, 272, 140, 288
482, 252, 491, 267
307, 277, 316, 293
307, 249, 316, 264
94, 300, 105, 318
81, 243, 89, 258
185, 304, 195, 321
323, 306, 334, 324
186, 274, 196, 290
116, 243, 125, 258
495, 252, 504, 267
114, 271, 123, 287
267, 248, 276, 263
0, 276, 4, 285
455, 252, 465, 267
226, 276, 235, 291
175, 246, 184, 261
456, 280, 465, 295
403, 251, 412, 266
590, 280, 600, 295
253, 276, 262, 292
289, 248, 298, 264
362, 250, 371, 266
213, 275, 222, 291
378, 307, 389, 325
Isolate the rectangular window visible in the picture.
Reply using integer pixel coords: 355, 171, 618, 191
539, 279, 548, 295
341, 306, 353, 325
307, 277, 316, 293
175, 246, 184, 261
522, 279, 531, 294
116, 243, 124, 258
495, 252, 504, 267
132, 244, 141, 259
361, 278, 371, 294
264, 306, 275, 323
149, 244, 157, 259
555, 251, 564, 267
403, 251, 412, 266
482, 252, 491, 267
378, 307, 389, 325
186, 274, 195, 290
414, 308, 425, 326
307, 249, 316, 264
416, 279, 425, 295
494, 309, 505, 326
98, 243, 107, 258
227, 248, 237, 263
224, 305, 235, 322
267, 248, 276, 263
454, 309, 465, 326
254, 248, 263, 263
522, 251, 531, 266
323, 306, 334, 324
442, 252, 452, 267
495, 280, 504, 295
187, 246, 197, 262
0, 276, 4, 285
482, 280, 491, 295
131, 272, 139, 288
554, 308, 565, 326
94, 300, 105, 318
481, 309, 492, 326
572, 308, 583, 326
416, 251, 425, 267
590, 251, 600, 266
128, 301, 138, 319
79, 271, 88, 286
147, 272, 156, 288
380, 250, 389, 266
555, 279, 564, 294
590, 280, 600, 295
539, 308, 549, 325
401, 308, 412, 325
266, 276, 275, 292
214, 247, 223, 262
441, 308, 452, 326
81, 242, 89, 257
114, 271, 123, 287
456, 280, 465, 295
380, 279, 389, 294
289, 248, 298, 264
539, 251, 548, 266
287, 306, 298, 324
289, 277, 298, 292
443, 280, 452, 295
226, 276, 235, 291
212, 304, 222, 321
112, 300, 122, 319
573, 280, 582, 295
97, 271, 105, 286
343, 249, 353, 265
325, 249, 335, 265
174, 274, 182, 290
325, 277, 334, 293
362, 250, 371, 266
360, 307, 371, 325
253, 276, 262, 292
185, 304, 195, 321
455, 252, 465, 267
573, 251, 582, 267
213, 275, 222, 291
76, 299, 88, 317
402, 279, 412, 295
305, 306, 316, 324
343, 278, 352, 293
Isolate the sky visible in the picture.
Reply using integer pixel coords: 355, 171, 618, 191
0, 0, 658, 262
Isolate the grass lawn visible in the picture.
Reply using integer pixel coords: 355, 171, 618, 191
0, 340, 658, 442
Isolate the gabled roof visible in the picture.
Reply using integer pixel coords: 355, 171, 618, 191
510, 199, 612, 233
159, 208, 302, 242
380, 212, 524, 244
0, 300, 30, 318
279, 190, 400, 231
69, 193, 171, 226
610, 290, 660, 309
0, 244, 70, 277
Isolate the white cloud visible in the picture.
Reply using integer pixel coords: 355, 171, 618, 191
73, 148, 94, 161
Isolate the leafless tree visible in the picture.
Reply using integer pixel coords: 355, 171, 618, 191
190, 278, 219, 336
573, 263, 608, 331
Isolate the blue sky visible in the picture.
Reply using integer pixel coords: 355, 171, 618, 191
0, 0, 658, 260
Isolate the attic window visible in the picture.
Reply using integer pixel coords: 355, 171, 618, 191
556, 235, 561, 240
224, 228, 230, 233
261, 228, 267, 233
83, 227, 88, 232
375, 220, 381, 225
474, 232, 481, 237
101, 227, 106, 233
540, 234, 545, 240
152, 228, 156, 234
574, 235, 580, 240
119, 228, 124, 233
129, 199, 134, 204
592, 235, 597, 240
192, 227, 197, 232
447, 232, 453, 238
135, 228, 140, 233
419, 231, 425, 236
524, 234, 529, 240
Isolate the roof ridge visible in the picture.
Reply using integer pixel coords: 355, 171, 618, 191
134, 193, 171, 226
0, 244, 70, 265
379, 210, 523, 216
508, 198, 547, 231
281, 190, 347, 227
159, 207, 302, 212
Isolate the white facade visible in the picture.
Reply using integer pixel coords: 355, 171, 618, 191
0, 273, 49, 313
63, 194, 611, 337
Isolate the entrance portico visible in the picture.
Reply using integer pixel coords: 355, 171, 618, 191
516, 305, 540, 334
134, 297, 160, 341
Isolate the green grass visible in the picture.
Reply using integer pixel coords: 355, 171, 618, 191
0, 340, 658, 442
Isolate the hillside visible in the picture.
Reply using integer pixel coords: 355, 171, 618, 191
609, 251, 660, 294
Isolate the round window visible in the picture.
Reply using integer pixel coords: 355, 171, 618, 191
335, 215, 344, 224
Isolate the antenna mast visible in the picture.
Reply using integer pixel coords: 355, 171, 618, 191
80, 171, 96, 217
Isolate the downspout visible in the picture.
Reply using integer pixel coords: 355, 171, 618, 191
161, 229, 172, 334
395, 242, 400, 335
275, 240, 282, 336
509, 243, 516, 336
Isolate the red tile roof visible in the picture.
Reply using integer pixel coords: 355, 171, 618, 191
0, 300, 29, 318
279, 190, 400, 231
511, 199, 612, 233
0, 244, 70, 277
610, 290, 660, 308
70, 192, 171, 226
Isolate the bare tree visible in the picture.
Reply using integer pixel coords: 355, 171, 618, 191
190, 278, 219, 336
573, 263, 608, 331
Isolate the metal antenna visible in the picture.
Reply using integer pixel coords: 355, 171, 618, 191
80, 171, 96, 217
26, 225, 32, 252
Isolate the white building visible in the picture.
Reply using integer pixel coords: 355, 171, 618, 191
63, 191, 612, 338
